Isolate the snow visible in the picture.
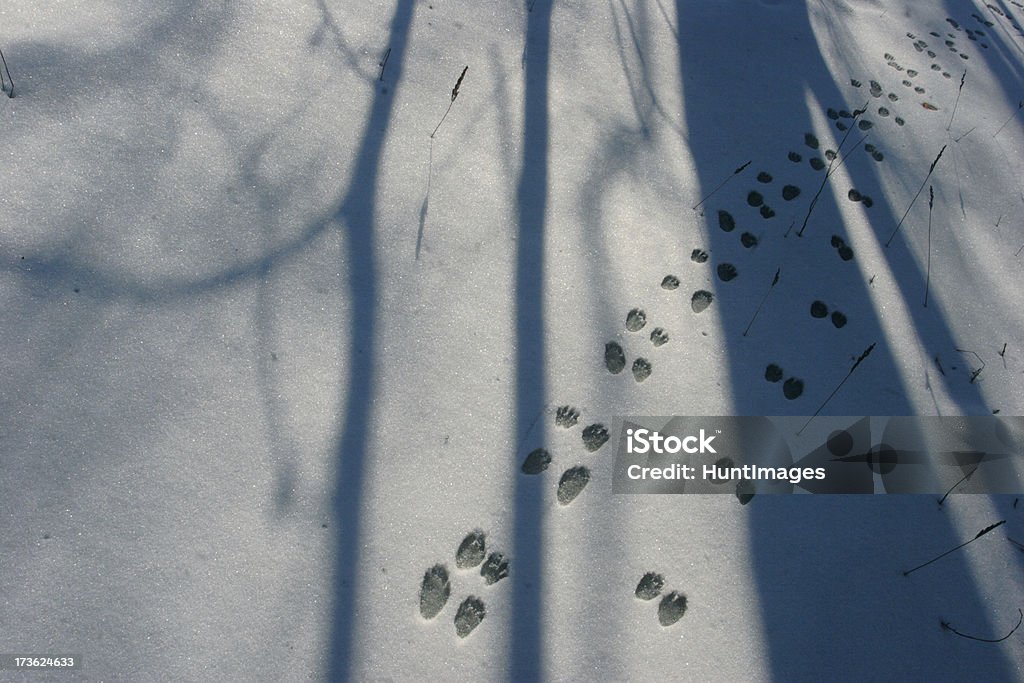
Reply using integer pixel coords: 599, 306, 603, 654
2, 0, 1024, 680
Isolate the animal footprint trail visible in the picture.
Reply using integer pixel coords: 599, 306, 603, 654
418, 531, 510, 637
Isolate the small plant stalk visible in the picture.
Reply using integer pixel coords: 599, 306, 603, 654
797, 343, 876, 435
937, 463, 977, 506
992, 100, 1022, 138
946, 70, 966, 131
0, 47, 13, 98
742, 268, 780, 337
797, 103, 867, 238
886, 146, 946, 247
942, 609, 1023, 643
924, 186, 933, 307
903, 520, 1005, 576
691, 160, 751, 211
431, 66, 468, 139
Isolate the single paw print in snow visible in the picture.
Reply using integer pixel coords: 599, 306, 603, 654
557, 466, 590, 505
605, 341, 626, 374
582, 423, 610, 452
455, 597, 486, 638
419, 531, 509, 638
456, 530, 486, 568
555, 405, 580, 428
625, 308, 647, 332
632, 358, 652, 382
521, 448, 551, 474
419, 564, 451, 620
635, 572, 665, 600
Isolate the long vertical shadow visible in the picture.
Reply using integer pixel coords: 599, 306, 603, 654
327, 2, 414, 680
673, 1, 1014, 679
511, 1, 552, 679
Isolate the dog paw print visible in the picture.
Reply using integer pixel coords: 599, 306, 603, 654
419, 531, 509, 638
634, 572, 688, 627
604, 307, 659, 381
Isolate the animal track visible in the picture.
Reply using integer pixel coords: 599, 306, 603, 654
582, 424, 610, 452
740, 232, 758, 248
419, 564, 451, 619
455, 597, 486, 638
661, 274, 680, 290
635, 572, 665, 600
783, 377, 804, 400
420, 531, 509, 637
782, 185, 801, 201
788, 151, 802, 162
764, 363, 783, 382
747, 191, 764, 207
605, 341, 626, 374
557, 466, 590, 505
691, 290, 713, 313
717, 263, 738, 282
864, 143, 884, 163
831, 234, 854, 261
810, 301, 848, 327
480, 553, 509, 585
804, 132, 819, 149
632, 357, 653, 382
650, 328, 669, 347
718, 210, 736, 232
636, 572, 688, 627
691, 248, 709, 263
658, 592, 688, 627
626, 308, 647, 332
522, 448, 552, 474
456, 530, 487, 568
556, 405, 580, 428
757, 171, 773, 183
736, 480, 756, 505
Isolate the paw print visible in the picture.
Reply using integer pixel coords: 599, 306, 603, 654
519, 413, 601, 506
555, 405, 580, 428
418, 530, 509, 638
611, 306, 670, 380
634, 571, 688, 627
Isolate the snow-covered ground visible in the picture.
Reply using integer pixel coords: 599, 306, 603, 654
2, 0, 1024, 680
